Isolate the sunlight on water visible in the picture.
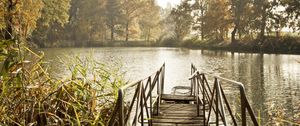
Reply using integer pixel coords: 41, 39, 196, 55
41, 47, 300, 125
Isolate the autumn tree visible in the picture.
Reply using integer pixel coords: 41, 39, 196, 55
230, 0, 248, 45
203, 0, 231, 40
139, 0, 161, 42
0, 0, 70, 43
122, 0, 145, 41
281, 0, 300, 31
170, 0, 193, 42
192, 0, 207, 40
31, 0, 71, 47
106, 0, 121, 41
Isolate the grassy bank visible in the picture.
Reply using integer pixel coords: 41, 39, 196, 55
38, 36, 300, 55
178, 36, 300, 54
38, 40, 158, 48
0, 40, 125, 125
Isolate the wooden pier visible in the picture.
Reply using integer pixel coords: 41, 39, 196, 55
108, 64, 259, 126
152, 94, 205, 125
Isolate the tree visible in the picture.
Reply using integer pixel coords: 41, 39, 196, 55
0, 0, 70, 42
122, 0, 145, 41
16, 0, 44, 39
230, 0, 248, 45
281, 0, 300, 31
106, 0, 121, 41
170, 0, 193, 41
192, 0, 207, 40
31, 0, 71, 47
3, 0, 15, 40
139, 0, 161, 42
203, 0, 231, 40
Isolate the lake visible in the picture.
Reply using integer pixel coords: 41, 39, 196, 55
41, 47, 300, 125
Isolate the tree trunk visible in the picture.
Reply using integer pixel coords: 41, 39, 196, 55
110, 20, 114, 41
231, 0, 242, 46
231, 26, 238, 46
200, 2, 204, 40
125, 21, 129, 42
147, 28, 151, 42
5, 0, 13, 40
110, 27, 114, 42
259, 6, 267, 41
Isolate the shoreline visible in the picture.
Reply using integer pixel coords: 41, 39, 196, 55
38, 45, 300, 55
35, 36, 300, 55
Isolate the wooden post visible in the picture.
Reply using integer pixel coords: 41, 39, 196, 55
161, 64, 165, 95
215, 78, 219, 126
118, 89, 124, 126
240, 87, 247, 126
149, 77, 153, 126
196, 77, 200, 116
202, 75, 206, 125
191, 64, 193, 96
140, 84, 144, 126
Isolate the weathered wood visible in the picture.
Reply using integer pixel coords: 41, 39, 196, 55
111, 64, 259, 126
151, 97, 205, 126
152, 123, 205, 126
161, 94, 195, 101
153, 116, 204, 120
159, 104, 208, 111
152, 118, 202, 124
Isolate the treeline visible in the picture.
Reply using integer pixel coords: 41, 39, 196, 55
0, 0, 70, 45
1, 0, 300, 52
0, 0, 161, 47
164, 0, 300, 53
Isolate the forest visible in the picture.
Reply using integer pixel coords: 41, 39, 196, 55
1, 0, 300, 53
1, 0, 300, 125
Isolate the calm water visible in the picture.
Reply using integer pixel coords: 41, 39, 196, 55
41, 47, 300, 125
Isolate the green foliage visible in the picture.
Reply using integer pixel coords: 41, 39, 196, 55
29, 0, 162, 47
203, 0, 231, 40
0, 41, 125, 125
0, 0, 71, 40
41, 0, 71, 27
169, 0, 193, 42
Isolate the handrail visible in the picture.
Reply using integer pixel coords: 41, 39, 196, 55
190, 64, 258, 126
108, 63, 165, 126
190, 70, 244, 87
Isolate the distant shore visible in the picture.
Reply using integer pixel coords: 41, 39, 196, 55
180, 36, 300, 55
36, 36, 300, 55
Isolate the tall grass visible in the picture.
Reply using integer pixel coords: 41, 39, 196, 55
0, 40, 125, 125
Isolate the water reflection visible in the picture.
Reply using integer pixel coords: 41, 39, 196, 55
41, 47, 300, 124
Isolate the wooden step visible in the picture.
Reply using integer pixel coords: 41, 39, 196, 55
153, 116, 204, 120
159, 103, 209, 111
161, 94, 195, 101
152, 123, 204, 126
152, 118, 202, 124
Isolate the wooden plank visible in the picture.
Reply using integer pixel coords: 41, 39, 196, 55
150, 96, 207, 126
153, 116, 204, 120
153, 123, 204, 126
160, 110, 199, 114
159, 104, 209, 111
161, 94, 195, 101
158, 113, 200, 117
160, 104, 208, 108
152, 123, 204, 126
152, 118, 202, 124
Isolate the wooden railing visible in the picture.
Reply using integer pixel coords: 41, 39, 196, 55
108, 64, 165, 126
190, 64, 259, 126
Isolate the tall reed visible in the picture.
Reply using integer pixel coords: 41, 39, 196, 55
0, 40, 125, 125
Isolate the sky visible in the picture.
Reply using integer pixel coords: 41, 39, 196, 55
155, 0, 181, 8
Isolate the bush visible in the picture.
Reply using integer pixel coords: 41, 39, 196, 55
158, 36, 178, 47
